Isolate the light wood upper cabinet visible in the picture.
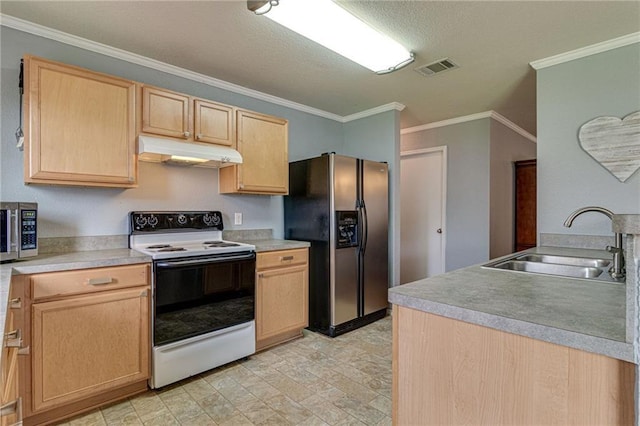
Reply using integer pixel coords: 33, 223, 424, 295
219, 109, 289, 195
140, 85, 234, 147
194, 99, 234, 146
141, 86, 190, 139
24, 55, 137, 188
256, 248, 308, 351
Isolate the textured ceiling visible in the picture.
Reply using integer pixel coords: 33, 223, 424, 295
2, 1, 640, 136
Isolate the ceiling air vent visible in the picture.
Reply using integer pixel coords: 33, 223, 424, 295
414, 58, 459, 77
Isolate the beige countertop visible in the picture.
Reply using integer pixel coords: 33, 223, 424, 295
248, 239, 310, 252
389, 246, 633, 362
0, 238, 308, 366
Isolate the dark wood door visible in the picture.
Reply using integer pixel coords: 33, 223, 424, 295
514, 159, 536, 252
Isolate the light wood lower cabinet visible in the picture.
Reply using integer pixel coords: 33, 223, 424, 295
393, 305, 635, 425
255, 249, 308, 351
1, 286, 22, 426
17, 264, 150, 426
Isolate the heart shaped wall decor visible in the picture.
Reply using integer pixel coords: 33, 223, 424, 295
578, 111, 640, 182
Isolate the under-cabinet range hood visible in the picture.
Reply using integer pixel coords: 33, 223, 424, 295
137, 135, 242, 168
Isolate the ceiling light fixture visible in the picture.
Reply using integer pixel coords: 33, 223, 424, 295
248, 0, 279, 15
248, 0, 414, 74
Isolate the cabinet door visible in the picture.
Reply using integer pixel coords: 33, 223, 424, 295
1, 312, 20, 426
220, 110, 288, 194
256, 264, 308, 342
194, 99, 234, 146
141, 86, 191, 139
24, 55, 137, 188
31, 287, 149, 412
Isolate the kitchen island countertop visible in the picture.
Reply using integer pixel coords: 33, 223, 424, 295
389, 246, 633, 363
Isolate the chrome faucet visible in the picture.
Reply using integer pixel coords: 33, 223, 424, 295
563, 206, 625, 280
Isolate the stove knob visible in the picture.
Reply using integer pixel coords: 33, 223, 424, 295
177, 214, 187, 225
203, 213, 214, 226
135, 216, 148, 229
212, 214, 221, 225
148, 215, 159, 227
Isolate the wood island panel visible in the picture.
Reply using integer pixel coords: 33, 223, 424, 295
393, 305, 634, 425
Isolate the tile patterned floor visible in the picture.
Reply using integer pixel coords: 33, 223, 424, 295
57, 316, 392, 426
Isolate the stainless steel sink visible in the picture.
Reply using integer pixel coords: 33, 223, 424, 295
482, 251, 622, 283
489, 260, 602, 279
515, 254, 610, 268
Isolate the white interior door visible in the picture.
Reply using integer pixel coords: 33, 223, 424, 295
400, 147, 446, 283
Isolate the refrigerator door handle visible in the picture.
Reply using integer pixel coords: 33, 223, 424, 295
356, 203, 364, 255
361, 201, 368, 254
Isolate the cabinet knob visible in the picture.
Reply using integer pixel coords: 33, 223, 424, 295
9, 297, 21, 309
184, 131, 190, 138
196, 134, 202, 140
4, 329, 22, 348
281, 256, 294, 262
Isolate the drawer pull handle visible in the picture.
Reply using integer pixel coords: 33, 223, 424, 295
1, 397, 23, 424
87, 277, 113, 285
9, 298, 21, 309
5, 329, 22, 348
281, 256, 294, 261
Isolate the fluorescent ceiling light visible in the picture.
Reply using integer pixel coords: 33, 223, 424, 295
256, 0, 414, 74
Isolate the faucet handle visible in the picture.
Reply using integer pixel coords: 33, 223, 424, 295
606, 245, 623, 254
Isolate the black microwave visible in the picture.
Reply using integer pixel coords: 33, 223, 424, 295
1, 202, 38, 262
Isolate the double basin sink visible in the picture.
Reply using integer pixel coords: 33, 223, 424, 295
483, 250, 623, 283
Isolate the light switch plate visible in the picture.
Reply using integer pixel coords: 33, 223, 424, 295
234, 212, 242, 225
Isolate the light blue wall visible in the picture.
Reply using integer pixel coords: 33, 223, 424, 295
0, 26, 345, 239
537, 43, 640, 237
343, 110, 401, 286
489, 121, 537, 257
401, 119, 491, 271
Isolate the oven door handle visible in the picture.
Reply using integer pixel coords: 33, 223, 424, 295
156, 252, 255, 268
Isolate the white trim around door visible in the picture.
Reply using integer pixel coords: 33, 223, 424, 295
400, 146, 448, 278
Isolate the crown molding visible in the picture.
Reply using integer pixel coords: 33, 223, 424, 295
530, 32, 640, 70
401, 111, 492, 134
1, 14, 350, 122
490, 111, 537, 143
342, 102, 406, 123
401, 110, 537, 143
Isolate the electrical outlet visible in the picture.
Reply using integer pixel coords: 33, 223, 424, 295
234, 212, 242, 225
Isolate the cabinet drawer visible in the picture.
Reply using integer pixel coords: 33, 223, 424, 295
32, 264, 149, 301
257, 249, 308, 270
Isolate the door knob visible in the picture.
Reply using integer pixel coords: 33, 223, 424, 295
436, 228, 442, 234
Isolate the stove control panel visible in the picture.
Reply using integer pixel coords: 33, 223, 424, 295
130, 211, 223, 233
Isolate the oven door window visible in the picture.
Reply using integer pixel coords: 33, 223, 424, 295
154, 254, 255, 346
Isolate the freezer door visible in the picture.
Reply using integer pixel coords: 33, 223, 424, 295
330, 155, 359, 326
361, 160, 389, 315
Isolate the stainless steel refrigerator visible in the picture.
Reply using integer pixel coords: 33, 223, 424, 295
284, 153, 389, 337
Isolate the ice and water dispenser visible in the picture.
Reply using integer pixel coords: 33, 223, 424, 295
336, 211, 358, 248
